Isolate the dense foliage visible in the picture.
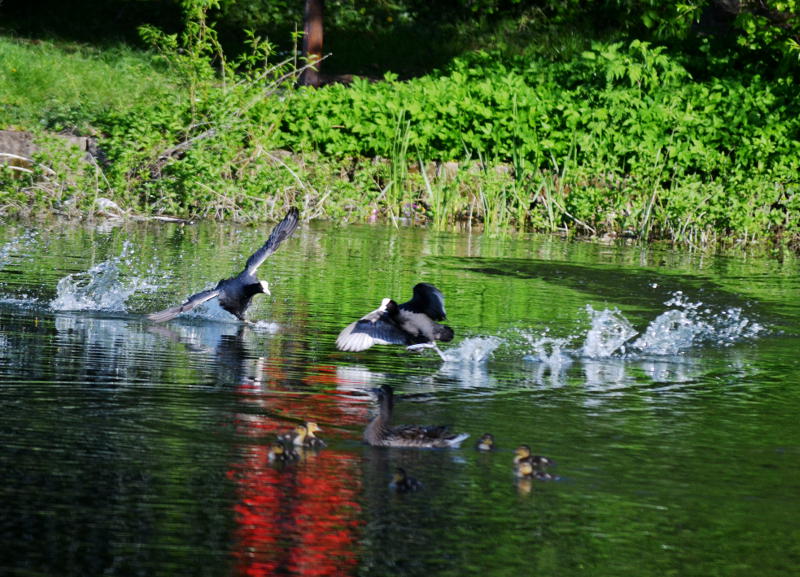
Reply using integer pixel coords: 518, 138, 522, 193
1, 1, 799, 248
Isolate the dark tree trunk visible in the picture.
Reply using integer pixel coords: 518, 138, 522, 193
300, 0, 324, 87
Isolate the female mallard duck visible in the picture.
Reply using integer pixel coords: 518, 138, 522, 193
292, 422, 326, 449
476, 433, 496, 451
147, 207, 299, 322
513, 444, 555, 469
336, 283, 454, 360
363, 385, 469, 448
389, 467, 423, 492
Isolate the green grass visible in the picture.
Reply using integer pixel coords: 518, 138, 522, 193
0, 36, 179, 131
1, 30, 799, 251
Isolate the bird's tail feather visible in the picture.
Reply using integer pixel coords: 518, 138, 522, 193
446, 433, 470, 448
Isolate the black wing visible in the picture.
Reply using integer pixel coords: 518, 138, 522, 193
244, 207, 300, 275
147, 288, 220, 323
335, 305, 409, 352
399, 283, 447, 320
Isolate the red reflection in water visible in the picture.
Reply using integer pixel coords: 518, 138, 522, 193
228, 361, 369, 577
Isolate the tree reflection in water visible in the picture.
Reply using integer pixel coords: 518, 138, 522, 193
228, 361, 368, 577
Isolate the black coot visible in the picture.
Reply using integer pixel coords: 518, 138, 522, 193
336, 283, 454, 359
148, 207, 299, 322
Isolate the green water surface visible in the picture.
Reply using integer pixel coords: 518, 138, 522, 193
1, 221, 798, 577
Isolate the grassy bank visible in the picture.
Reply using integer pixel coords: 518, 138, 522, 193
1, 30, 798, 249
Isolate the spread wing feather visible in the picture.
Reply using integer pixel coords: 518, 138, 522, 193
336, 306, 409, 352
400, 283, 447, 320
244, 207, 300, 275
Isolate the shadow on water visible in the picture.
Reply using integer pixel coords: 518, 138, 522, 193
1, 222, 800, 577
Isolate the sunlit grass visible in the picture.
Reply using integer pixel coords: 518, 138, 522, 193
0, 36, 179, 130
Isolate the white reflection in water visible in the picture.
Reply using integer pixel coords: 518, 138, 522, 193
335, 365, 386, 392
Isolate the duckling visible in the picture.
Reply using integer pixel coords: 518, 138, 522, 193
476, 433, 496, 451
513, 444, 555, 469
514, 459, 556, 481
363, 385, 469, 448
336, 283, 454, 360
389, 467, 423, 492
292, 422, 327, 449
147, 207, 299, 323
268, 440, 299, 463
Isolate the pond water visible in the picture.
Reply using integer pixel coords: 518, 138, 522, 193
1, 220, 799, 577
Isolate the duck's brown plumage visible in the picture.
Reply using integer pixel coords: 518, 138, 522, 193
363, 385, 469, 448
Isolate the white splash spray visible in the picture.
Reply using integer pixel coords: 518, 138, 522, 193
519, 291, 764, 363
581, 306, 638, 358
0, 230, 38, 266
50, 241, 160, 312
442, 336, 503, 363
629, 291, 765, 355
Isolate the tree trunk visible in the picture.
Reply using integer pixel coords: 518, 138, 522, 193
300, 0, 324, 87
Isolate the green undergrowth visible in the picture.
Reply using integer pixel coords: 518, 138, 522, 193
1, 28, 799, 250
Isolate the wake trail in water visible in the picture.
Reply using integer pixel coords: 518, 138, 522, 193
50, 241, 162, 312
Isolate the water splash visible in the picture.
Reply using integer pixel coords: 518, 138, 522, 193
581, 306, 638, 358
521, 334, 571, 364
442, 336, 503, 363
0, 230, 38, 266
519, 291, 764, 363
630, 291, 765, 355
249, 320, 281, 333
50, 242, 160, 312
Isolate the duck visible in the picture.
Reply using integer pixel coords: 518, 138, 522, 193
336, 283, 454, 360
389, 467, 423, 492
268, 439, 299, 463
476, 433, 496, 451
514, 459, 556, 481
363, 384, 469, 448
147, 207, 300, 323
291, 422, 327, 449
513, 444, 555, 469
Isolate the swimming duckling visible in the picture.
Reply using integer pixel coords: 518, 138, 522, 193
292, 422, 327, 449
514, 459, 556, 481
389, 467, 423, 492
513, 444, 555, 469
363, 384, 469, 448
336, 283, 454, 360
268, 440, 299, 463
147, 207, 299, 323
476, 433, 496, 451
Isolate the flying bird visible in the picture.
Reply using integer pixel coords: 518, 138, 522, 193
336, 283, 454, 360
147, 207, 299, 323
